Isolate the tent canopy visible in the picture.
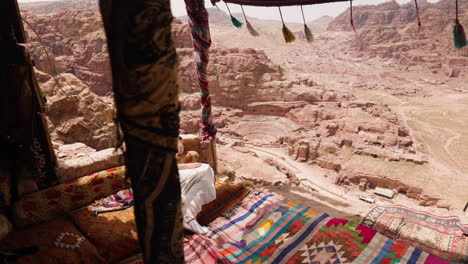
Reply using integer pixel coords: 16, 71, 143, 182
213, 0, 349, 7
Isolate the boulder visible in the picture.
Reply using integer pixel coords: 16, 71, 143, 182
56, 147, 124, 183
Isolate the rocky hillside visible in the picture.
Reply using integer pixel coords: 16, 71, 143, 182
22, 9, 110, 95
36, 70, 116, 150
328, 0, 468, 77
19, 0, 98, 14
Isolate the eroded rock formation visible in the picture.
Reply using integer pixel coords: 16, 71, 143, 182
328, 0, 468, 78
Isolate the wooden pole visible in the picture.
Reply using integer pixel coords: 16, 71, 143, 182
99, 0, 184, 262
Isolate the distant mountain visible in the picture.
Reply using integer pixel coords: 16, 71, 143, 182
179, 8, 332, 32
179, 7, 233, 25
328, 0, 466, 32
327, 0, 467, 76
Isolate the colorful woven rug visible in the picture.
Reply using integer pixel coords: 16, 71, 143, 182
362, 205, 468, 262
120, 191, 452, 263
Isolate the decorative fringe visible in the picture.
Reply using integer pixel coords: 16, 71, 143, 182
282, 24, 296, 43
241, 5, 259, 37
247, 21, 260, 37
453, 0, 467, 49
304, 24, 314, 43
225, 2, 242, 28
231, 15, 243, 28
414, 0, 422, 31
453, 20, 467, 49
300, 6, 313, 43
278, 7, 295, 43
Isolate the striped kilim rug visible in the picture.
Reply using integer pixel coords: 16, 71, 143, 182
121, 191, 452, 263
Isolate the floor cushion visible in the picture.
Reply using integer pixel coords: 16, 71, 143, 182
0, 218, 104, 264
13, 166, 128, 227
70, 207, 139, 263
176, 151, 200, 164
197, 182, 251, 226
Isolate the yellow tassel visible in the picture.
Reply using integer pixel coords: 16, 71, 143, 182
282, 24, 296, 43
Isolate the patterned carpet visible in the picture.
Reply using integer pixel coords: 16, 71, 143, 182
363, 205, 468, 262
120, 191, 453, 264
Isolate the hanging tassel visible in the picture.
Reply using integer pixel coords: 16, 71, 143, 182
241, 5, 259, 37
304, 25, 314, 43
300, 5, 314, 43
225, 2, 243, 28
414, 0, 422, 32
247, 21, 260, 37
453, 0, 467, 49
350, 0, 358, 33
454, 20, 467, 49
279, 7, 295, 43
231, 16, 243, 28
282, 25, 296, 43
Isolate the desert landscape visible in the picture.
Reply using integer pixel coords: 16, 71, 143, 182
18, 0, 467, 222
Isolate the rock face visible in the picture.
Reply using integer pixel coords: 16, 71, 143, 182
328, 0, 468, 78
178, 47, 285, 109
22, 9, 111, 95
37, 70, 116, 150
284, 98, 425, 169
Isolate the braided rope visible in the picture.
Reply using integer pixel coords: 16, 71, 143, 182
185, 0, 217, 142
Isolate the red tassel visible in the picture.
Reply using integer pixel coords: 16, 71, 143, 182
414, 0, 422, 32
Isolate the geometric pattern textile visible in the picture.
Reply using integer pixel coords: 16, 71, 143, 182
13, 166, 128, 227
192, 191, 450, 264
120, 191, 452, 264
54, 232, 85, 250
363, 205, 468, 262
0, 218, 104, 264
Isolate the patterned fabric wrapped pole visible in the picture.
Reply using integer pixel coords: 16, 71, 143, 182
99, 0, 184, 262
184, 0, 217, 143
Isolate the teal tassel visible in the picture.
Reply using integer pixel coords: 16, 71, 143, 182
453, 20, 467, 49
231, 15, 243, 28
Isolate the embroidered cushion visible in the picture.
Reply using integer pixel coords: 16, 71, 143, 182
70, 207, 139, 263
13, 166, 128, 227
176, 151, 200, 164
0, 218, 104, 264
